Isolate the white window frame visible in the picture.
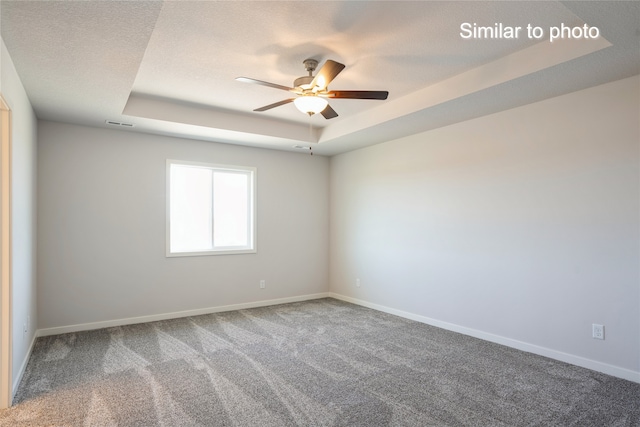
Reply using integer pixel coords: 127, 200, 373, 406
166, 159, 257, 257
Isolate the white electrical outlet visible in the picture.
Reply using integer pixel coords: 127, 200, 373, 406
259, 280, 266, 289
356, 278, 361, 287
592, 324, 605, 340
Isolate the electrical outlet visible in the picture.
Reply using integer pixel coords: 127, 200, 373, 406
592, 324, 604, 340
356, 278, 361, 287
259, 280, 265, 289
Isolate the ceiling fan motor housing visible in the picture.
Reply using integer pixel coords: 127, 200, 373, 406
295, 59, 319, 90
294, 75, 314, 90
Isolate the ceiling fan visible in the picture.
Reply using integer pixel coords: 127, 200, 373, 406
236, 59, 388, 119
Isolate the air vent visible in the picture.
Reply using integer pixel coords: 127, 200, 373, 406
105, 120, 135, 127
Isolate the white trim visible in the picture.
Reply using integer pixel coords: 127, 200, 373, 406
0, 95, 12, 409
167, 248, 257, 257
12, 332, 36, 401
328, 292, 640, 384
33, 292, 639, 384
36, 293, 331, 337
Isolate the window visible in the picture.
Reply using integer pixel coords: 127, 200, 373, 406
167, 160, 256, 256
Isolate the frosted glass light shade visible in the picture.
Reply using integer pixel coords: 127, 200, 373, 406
294, 96, 328, 115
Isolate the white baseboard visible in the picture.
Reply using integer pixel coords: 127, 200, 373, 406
37, 292, 331, 338
33, 291, 639, 384
329, 292, 640, 384
12, 332, 37, 401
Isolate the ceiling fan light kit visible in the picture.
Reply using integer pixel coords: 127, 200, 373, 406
294, 96, 328, 115
236, 58, 389, 119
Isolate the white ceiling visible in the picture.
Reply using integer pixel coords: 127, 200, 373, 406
1, 1, 638, 156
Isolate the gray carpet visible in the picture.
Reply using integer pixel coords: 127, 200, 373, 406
1, 298, 638, 426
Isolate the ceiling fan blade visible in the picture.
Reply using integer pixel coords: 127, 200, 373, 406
320, 104, 339, 119
327, 90, 389, 100
236, 77, 294, 92
254, 98, 295, 112
311, 60, 345, 91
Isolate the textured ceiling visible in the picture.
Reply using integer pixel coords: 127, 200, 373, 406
1, 1, 639, 156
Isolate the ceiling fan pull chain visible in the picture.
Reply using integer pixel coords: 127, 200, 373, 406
309, 116, 314, 155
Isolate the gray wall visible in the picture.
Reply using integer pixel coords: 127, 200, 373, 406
37, 122, 329, 329
329, 76, 640, 379
1, 39, 38, 393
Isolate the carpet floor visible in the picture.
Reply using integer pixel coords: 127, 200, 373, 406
1, 298, 638, 426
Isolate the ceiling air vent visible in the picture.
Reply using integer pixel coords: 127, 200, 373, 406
105, 120, 135, 127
